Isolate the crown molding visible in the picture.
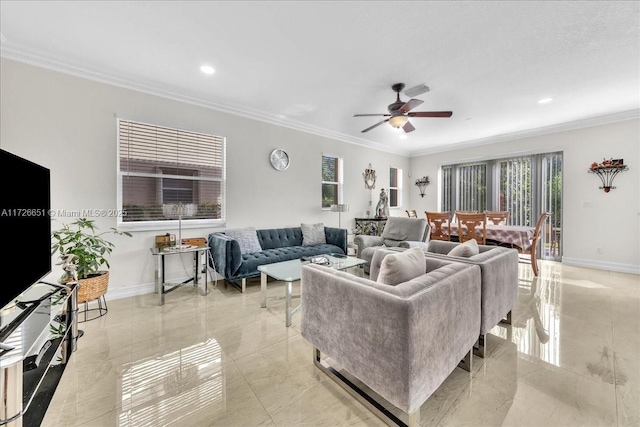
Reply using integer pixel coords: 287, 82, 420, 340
2, 46, 636, 160
409, 109, 640, 157
1, 46, 409, 157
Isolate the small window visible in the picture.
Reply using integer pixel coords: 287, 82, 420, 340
389, 167, 403, 208
321, 155, 343, 208
117, 119, 225, 230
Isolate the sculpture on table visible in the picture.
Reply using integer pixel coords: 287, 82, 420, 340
57, 254, 78, 282
375, 188, 389, 218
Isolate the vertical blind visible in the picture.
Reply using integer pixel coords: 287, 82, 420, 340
498, 157, 532, 225
441, 152, 563, 260
457, 163, 487, 212
118, 119, 225, 223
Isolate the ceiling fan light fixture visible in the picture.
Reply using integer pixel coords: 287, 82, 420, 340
389, 115, 408, 128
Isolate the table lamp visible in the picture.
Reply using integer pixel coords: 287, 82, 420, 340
162, 202, 198, 250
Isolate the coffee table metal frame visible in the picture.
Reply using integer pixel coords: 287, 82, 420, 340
258, 255, 366, 326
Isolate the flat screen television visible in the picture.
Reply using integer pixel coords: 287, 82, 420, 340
0, 149, 51, 312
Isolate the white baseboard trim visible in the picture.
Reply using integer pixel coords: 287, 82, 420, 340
104, 270, 224, 301
105, 281, 155, 301
562, 257, 640, 275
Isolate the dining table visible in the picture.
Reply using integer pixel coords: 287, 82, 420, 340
443, 223, 536, 250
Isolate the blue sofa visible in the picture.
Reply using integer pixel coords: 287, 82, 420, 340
208, 226, 347, 292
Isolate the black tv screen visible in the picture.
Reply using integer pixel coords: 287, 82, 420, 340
0, 149, 51, 311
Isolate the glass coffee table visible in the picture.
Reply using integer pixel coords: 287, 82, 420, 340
258, 254, 367, 327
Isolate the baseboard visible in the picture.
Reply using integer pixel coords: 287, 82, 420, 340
104, 270, 224, 301
105, 281, 155, 301
562, 257, 640, 275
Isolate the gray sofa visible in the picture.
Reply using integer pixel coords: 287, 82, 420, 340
354, 216, 429, 274
370, 240, 519, 357
208, 226, 347, 292
300, 259, 481, 426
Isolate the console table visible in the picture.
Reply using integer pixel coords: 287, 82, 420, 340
150, 244, 211, 306
0, 281, 78, 427
354, 218, 387, 236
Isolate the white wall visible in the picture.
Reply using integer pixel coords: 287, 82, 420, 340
3, 58, 637, 300
0, 59, 410, 297
408, 119, 640, 273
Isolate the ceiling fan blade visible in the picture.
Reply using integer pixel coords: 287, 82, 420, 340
354, 114, 391, 117
404, 83, 430, 98
361, 119, 389, 133
402, 121, 415, 133
399, 99, 424, 113
408, 111, 453, 118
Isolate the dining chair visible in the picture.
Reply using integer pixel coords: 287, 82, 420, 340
455, 211, 487, 245
425, 211, 452, 241
405, 209, 417, 218
485, 210, 509, 225
518, 212, 549, 276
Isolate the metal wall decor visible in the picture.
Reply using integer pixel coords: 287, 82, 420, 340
588, 158, 628, 193
415, 176, 430, 197
363, 163, 376, 189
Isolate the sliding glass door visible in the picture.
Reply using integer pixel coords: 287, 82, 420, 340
442, 151, 562, 261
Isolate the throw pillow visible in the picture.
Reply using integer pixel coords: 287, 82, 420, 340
225, 227, 262, 254
376, 247, 426, 286
447, 239, 479, 257
301, 223, 326, 246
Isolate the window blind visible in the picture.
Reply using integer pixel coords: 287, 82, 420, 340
118, 119, 225, 223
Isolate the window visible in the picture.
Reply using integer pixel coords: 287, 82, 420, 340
321, 155, 343, 208
117, 119, 225, 230
389, 167, 402, 208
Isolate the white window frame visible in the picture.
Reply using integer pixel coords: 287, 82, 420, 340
116, 119, 226, 232
321, 154, 343, 209
389, 167, 403, 208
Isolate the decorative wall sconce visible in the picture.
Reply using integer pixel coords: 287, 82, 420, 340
587, 158, 628, 193
415, 176, 430, 197
363, 163, 376, 189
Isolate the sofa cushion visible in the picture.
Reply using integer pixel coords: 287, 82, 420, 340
236, 244, 344, 278
225, 227, 262, 254
447, 239, 479, 257
377, 246, 426, 286
301, 223, 326, 245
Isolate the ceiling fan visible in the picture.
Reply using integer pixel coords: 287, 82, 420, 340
354, 83, 452, 133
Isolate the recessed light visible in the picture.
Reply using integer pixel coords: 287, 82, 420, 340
200, 65, 215, 75
399, 134, 408, 140
538, 98, 553, 104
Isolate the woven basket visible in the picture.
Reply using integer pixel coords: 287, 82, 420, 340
78, 271, 109, 304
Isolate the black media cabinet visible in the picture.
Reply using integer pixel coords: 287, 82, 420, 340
0, 281, 78, 426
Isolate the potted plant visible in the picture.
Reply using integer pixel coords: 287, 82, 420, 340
51, 218, 131, 309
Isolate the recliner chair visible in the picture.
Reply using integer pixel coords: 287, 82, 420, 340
354, 216, 429, 274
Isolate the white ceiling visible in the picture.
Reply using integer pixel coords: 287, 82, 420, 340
1, 1, 639, 156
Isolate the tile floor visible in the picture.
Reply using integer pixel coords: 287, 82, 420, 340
41, 261, 639, 426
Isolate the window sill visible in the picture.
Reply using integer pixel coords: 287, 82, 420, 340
117, 218, 226, 233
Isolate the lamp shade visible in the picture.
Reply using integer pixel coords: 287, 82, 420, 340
330, 204, 349, 212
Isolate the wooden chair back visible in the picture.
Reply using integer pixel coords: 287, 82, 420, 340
405, 209, 417, 218
425, 211, 451, 241
456, 211, 487, 245
485, 210, 509, 225
519, 212, 549, 276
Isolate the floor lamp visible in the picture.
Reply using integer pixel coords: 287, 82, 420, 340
330, 204, 349, 229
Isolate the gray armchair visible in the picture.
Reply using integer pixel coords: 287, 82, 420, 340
354, 216, 429, 273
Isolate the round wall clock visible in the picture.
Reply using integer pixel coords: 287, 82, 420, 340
270, 149, 290, 171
